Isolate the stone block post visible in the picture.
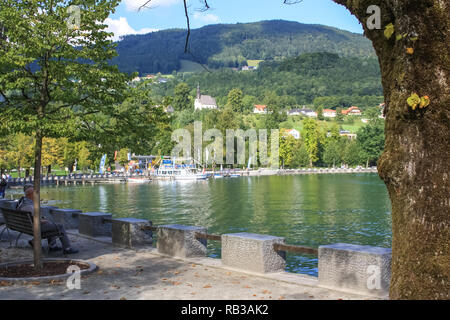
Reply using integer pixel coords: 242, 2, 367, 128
318, 243, 391, 297
50, 208, 82, 230
156, 224, 207, 258
79, 212, 112, 237
111, 218, 152, 248
221, 232, 286, 274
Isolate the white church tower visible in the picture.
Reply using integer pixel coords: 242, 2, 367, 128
194, 84, 218, 110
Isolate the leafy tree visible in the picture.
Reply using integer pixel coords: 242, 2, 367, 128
117, 148, 129, 167
292, 142, 310, 168
279, 134, 296, 168
317, 106, 324, 121
301, 118, 320, 166
335, 108, 344, 123
42, 138, 64, 175
75, 141, 92, 171
173, 82, 192, 111
323, 139, 342, 167
61, 138, 78, 173
0, 0, 128, 269
263, 90, 285, 130
343, 140, 362, 166
357, 120, 385, 167
226, 88, 244, 113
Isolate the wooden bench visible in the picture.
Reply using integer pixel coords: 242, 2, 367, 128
1, 207, 63, 247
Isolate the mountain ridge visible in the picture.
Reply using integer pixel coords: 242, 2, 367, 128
112, 19, 375, 75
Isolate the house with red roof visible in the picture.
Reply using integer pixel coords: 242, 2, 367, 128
323, 109, 337, 118
253, 104, 268, 114
341, 106, 362, 116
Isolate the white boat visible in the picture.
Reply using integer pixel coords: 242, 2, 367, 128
127, 177, 151, 183
151, 157, 208, 181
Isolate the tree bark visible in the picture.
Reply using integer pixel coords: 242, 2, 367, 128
33, 130, 43, 269
334, 0, 449, 299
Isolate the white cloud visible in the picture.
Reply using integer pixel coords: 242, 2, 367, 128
122, 0, 180, 11
193, 12, 220, 23
105, 17, 158, 41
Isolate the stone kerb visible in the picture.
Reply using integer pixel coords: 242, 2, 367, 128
49, 208, 81, 230
79, 212, 112, 237
221, 232, 286, 274
318, 243, 391, 297
157, 224, 207, 258
111, 218, 152, 248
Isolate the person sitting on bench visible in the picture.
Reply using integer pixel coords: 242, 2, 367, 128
17, 184, 78, 254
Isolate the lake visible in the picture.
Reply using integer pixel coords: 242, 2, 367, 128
12, 173, 392, 276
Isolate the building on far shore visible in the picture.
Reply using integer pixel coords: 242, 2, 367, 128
341, 106, 362, 116
194, 84, 218, 110
323, 109, 337, 118
281, 128, 300, 140
286, 108, 302, 116
300, 107, 317, 118
253, 104, 268, 114
340, 130, 357, 140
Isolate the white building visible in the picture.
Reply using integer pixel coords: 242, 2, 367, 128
194, 84, 218, 110
300, 107, 317, 118
282, 129, 300, 140
253, 105, 268, 114
323, 109, 336, 118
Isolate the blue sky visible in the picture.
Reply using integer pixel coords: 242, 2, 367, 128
106, 0, 364, 41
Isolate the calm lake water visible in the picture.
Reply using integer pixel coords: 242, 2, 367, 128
12, 173, 392, 276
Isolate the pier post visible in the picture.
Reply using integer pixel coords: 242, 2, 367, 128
221, 232, 286, 274
318, 243, 391, 297
157, 224, 207, 258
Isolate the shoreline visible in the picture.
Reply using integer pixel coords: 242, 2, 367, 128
5, 167, 378, 189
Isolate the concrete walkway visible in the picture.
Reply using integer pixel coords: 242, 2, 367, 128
0, 229, 376, 300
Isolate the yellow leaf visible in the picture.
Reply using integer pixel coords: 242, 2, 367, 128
384, 23, 395, 39
407, 93, 421, 110
406, 47, 414, 55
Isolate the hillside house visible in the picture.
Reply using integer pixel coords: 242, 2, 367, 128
282, 128, 300, 140
254, 105, 268, 114
341, 106, 362, 116
323, 109, 336, 118
287, 108, 302, 116
300, 107, 317, 118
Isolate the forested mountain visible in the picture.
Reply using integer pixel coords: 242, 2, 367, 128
151, 52, 383, 110
112, 20, 376, 74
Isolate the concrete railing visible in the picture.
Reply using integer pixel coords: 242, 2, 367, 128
0, 202, 391, 298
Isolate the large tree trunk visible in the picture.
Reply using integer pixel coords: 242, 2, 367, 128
334, 0, 449, 299
33, 130, 43, 269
